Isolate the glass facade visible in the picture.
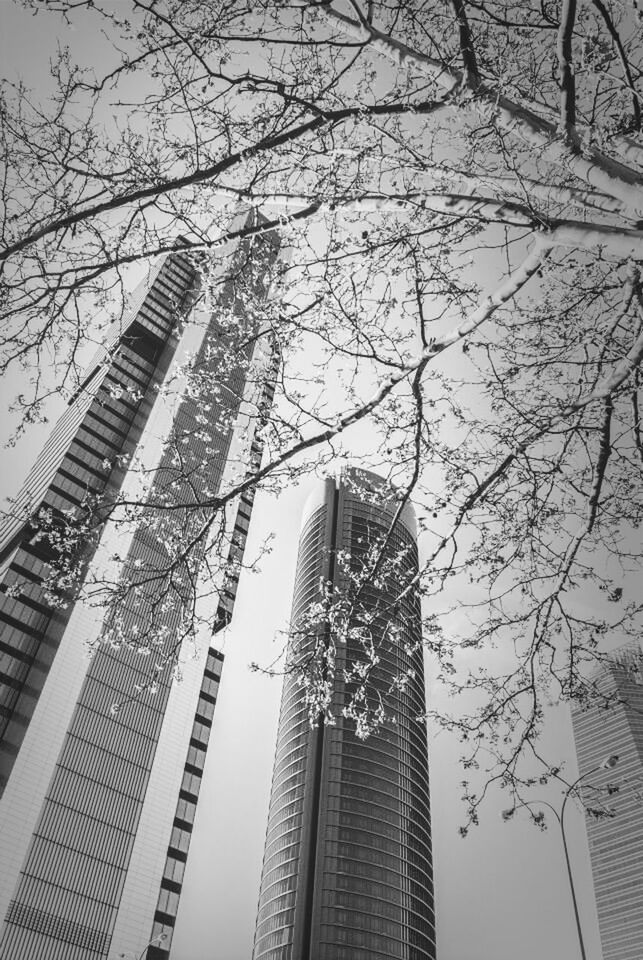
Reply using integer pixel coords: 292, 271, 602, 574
0, 252, 198, 795
253, 470, 436, 960
0, 217, 281, 958
572, 645, 643, 960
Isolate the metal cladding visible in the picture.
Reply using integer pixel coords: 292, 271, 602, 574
253, 469, 436, 960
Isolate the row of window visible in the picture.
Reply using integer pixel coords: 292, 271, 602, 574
68, 436, 111, 479
330, 810, 431, 854
330, 755, 431, 810
8, 872, 115, 946
331, 836, 432, 881
56, 460, 102, 500
269, 775, 309, 809
261, 842, 301, 876
264, 780, 305, 817
0, 678, 22, 713
256, 889, 296, 926
85, 407, 128, 445
48, 765, 140, 830
254, 925, 293, 953
96, 381, 138, 416
84, 660, 167, 729
101, 365, 143, 402
335, 794, 432, 839
91, 392, 137, 429
264, 811, 303, 848
137, 306, 173, 343
279, 685, 322, 723
60, 734, 151, 800
338, 766, 431, 811
24, 834, 124, 905
317, 923, 434, 959
254, 906, 295, 939
329, 883, 435, 928
336, 728, 429, 768
273, 743, 308, 780
258, 856, 302, 889
0, 632, 38, 677
37, 798, 134, 867
0, 592, 49, 634
72, 703, 156, 766
75, 421, 121, 459
41, 489, 83, 518
154, 272, 189, 301
109, 355, 152, 393
0, 568, 51, 624
263, 824, 301, 859
274, 726, 312, 766
4, 898, 111, 954
340, 722, 428, 783
316, 945, 433, 960
254, 876, 299, 915
253, 943, 292, 960
196, 691, 216, 722
323, 854, 431, 895
144, 288, 177, 322
9, 547, 50, 583
0, 650, 33, 680
271, 753, 306, 791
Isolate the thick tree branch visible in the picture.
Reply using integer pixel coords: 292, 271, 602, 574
557, 0, 577, 132
427, 240, 551, 354
586, 397, 612, 533
451, 0, 479, 81
0, 97, 444, 264
306, 2, 643, 213
590, 0, 641, 131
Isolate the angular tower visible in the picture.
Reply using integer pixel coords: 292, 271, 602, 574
253, 469, 436, 960
0, 215, 280, 959
572, 644, 643, 960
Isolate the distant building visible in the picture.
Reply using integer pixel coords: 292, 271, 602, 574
253, 469, 436, 960
572, 644, 643, 960
0, 215, 280, 959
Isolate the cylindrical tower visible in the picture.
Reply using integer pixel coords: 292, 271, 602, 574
253, 469, 436, 960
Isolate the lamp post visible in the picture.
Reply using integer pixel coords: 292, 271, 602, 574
503, 754, 619, 960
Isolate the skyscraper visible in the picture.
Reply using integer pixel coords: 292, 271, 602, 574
253, 469, 436, 960
0, 214, 281, 959
572, 643, 643, 960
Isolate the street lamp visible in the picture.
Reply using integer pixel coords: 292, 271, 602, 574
503, 754, 619, 960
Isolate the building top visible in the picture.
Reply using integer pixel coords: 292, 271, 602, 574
300, 467, 417, 538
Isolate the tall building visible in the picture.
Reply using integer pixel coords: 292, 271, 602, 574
0, 214, 281, 959
572, 643, 643, 960
253, 469, 436, 960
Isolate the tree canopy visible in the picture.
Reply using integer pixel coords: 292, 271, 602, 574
2, 0, 643, 822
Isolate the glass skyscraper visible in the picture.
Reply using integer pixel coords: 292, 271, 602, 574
253, 469, 436, 960
572, 643, 643, 960
0, 214, 280, 959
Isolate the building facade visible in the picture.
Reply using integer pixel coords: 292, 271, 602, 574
572, 644, 643, 960
0, 215, 280, 959
253, 470, 436, 960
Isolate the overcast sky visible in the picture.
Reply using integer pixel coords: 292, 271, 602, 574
163, 478, 605, 960
0, 346, 607, 960
0, 3, 610, 959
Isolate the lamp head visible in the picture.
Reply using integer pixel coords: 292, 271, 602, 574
601, 754, 619, 769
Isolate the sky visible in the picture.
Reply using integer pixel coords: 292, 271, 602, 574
0, 338, 607, 960
0, 3, 615, 960
165, 480, 605, 960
